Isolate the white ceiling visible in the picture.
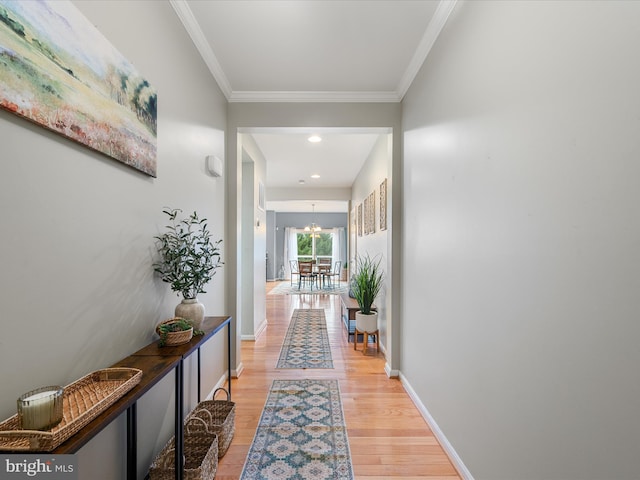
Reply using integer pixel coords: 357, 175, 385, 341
252, 130, 381, 188
171, 0, 455, 211
250, 129, 385, 212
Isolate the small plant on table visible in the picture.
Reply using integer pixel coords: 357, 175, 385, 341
156, 317, 204, 347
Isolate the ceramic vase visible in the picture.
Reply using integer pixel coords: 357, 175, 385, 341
175, 298, 205, 329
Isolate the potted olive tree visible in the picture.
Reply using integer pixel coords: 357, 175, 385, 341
351, 254, 384, 333
153, 208, 223, 328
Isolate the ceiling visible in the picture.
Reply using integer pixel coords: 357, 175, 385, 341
251, 130, 382, 189
171, 0, 455, 211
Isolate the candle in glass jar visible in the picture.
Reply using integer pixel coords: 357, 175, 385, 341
17, 387, 63, 431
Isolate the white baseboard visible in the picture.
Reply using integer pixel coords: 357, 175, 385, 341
231, 362, 244, 378
378, 341, 398, 378
254, 318, 268, 339
384, 362, 400, 378
241, 319, 268, 341
203, 373, 229, 400
379, 339, 387, 356
399, 372, 474, 480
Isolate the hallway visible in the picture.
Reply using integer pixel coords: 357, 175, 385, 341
216, 284, 461, 479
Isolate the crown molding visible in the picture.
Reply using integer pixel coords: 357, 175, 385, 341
171, 0, 457, 103
228, 90, 401, 103
169, 0, 232, 99
396, 0, 458, 100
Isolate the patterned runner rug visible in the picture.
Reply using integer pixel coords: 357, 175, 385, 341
268, 282, 348, 296
276, 309, 333, 369
240, 379, 354, 480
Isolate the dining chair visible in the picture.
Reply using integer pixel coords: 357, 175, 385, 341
289, 260, 299, 286
325, 260, 342, 288
297, 261, 317, 290
316, 261, 332, 289
317, 257, 332, 267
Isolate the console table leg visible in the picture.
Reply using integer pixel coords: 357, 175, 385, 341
126, 403, 137, 480
175, 361, 184, 480
227, 323, 232, 398
197, 348, 201, 403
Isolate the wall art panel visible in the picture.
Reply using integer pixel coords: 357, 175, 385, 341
0, 0, 157, 176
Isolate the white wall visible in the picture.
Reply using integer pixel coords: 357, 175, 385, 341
352, 135, 392, 347
241, 160, 255, 337
266, 210, 277, 280
239, 135, 267, 339
0, 1, 228, 478
401, 1, 640, 478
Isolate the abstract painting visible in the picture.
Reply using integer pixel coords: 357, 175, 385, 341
0, 0, 157, 176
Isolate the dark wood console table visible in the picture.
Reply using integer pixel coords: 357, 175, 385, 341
340, 293, 375, 341
53, 315, 233, 480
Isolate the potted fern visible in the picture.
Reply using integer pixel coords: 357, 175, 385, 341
153, 208, 223, 328
352, 254, 384, 333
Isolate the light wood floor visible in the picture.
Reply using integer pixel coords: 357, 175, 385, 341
215, 282, 461, 479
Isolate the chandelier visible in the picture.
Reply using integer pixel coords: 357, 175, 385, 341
304, 204, 322, 234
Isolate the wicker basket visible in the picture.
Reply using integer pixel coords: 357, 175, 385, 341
189, 388, 235, 458
0, 368, 142, 451
149, 417, 218, 480
156, 318, 193, 347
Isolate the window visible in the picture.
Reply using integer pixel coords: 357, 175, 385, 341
297, 231, 333, 263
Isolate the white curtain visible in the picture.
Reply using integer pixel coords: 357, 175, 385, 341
283, 227, 298, 279
331, 227, 346, 269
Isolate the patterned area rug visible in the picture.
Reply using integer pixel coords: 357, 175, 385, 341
268, 282, 348, 296
240, 379, 354, 480
276, 309, 333, 369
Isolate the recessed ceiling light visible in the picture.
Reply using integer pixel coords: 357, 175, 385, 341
308, 135, 322, 143
298, 179, 306, 184
310, 174, 320, 179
